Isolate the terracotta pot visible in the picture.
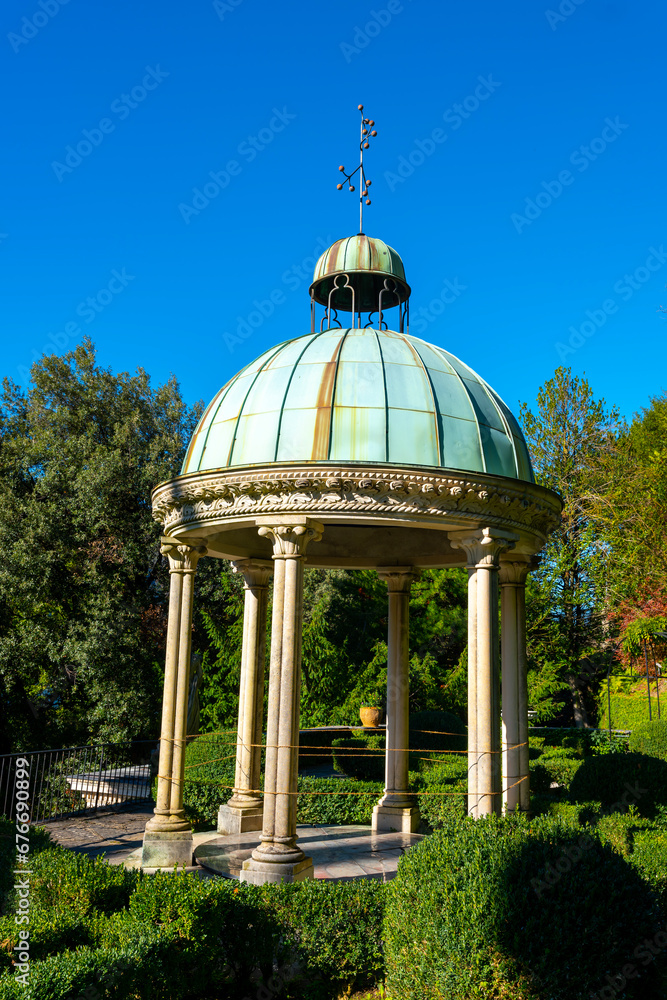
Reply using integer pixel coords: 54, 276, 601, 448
360, 706, 383, 728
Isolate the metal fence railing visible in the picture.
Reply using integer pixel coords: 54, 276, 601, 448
0, 741, 156, 823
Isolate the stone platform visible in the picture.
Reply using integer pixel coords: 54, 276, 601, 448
41, 804, 424, 880
194, 824, 424, 881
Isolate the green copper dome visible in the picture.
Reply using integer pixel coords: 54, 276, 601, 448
182, 328, 533, 482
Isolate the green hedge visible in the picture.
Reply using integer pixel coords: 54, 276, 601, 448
331, 711, 467, 786
569, 753, 667, 817
414, 756, 468, 829
298, 727, 353, 769
0, 851, 385, 1000
630, 719, 667, 761
296, 775, 383, 826
331, 731, 385, 782
631, 828, 667, 901
264, 878, 385, 994
408, 710, 467, 753
535, 746, 584, 789
179, 730, 239, 829
384, 813, 666, 1000
17, 842, 139, 915
5, 806, 667, 998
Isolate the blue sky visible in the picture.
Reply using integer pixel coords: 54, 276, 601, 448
1, 0, 665, 424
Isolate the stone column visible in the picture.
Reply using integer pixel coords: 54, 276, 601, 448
143, 536, 207, 867
499, 561, 530, 813
372, 567, 421, 834
218, 559, 273, 835
450, 528, 516, 819
466, 564, 478, 812
241, 517, 323, 885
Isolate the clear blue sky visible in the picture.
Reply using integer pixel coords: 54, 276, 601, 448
2, 0, 665, 424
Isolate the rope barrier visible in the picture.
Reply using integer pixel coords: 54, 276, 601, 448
156, 775, 528, 796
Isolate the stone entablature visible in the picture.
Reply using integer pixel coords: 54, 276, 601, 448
152, 464, 561, 541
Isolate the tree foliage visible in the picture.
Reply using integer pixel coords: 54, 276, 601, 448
0, 340, 204, 750
196, 567, 469, 733
520, 367, 619, 724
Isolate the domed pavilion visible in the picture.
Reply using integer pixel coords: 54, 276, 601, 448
142, 233, 562, 883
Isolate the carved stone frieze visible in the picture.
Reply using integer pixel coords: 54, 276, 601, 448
151, 465, 562, 540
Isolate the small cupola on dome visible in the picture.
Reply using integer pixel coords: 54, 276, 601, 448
308, 105, 410, 333
310, 234, 411, 315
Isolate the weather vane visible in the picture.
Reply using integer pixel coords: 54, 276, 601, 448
336, 104, 377, 235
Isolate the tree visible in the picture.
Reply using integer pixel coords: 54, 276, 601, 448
520, 367, 620, 725
0, 339, 204, 750
597, 393, 667, 604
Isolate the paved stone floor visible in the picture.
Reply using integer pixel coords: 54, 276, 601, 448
41, 804, 424, 881
194, 825, 423, 881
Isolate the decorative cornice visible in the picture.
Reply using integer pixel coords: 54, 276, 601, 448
152, 465, 561, 541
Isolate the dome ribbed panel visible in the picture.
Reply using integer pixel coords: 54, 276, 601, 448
181, 329, 534, 483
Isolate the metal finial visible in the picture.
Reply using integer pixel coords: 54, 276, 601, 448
335, 104, 378, 234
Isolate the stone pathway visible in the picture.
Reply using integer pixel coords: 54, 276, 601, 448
40, 802, 155, 865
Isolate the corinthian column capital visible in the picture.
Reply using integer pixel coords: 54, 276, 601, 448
449, 527, 518, 568
256, 517, 323, 558
160, 536, 207, 573
231, 559, 274, 589
377, 566, 421, 592
498, 561, 531, 586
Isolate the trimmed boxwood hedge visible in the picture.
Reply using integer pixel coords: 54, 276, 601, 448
631, 828, 667, 902
179, 730, 239, 829
568, 753, 667, 817
408, 710, 467, 753
331, 731, 385, 782
331, 711, 467, 785
296, 775, 383, 826
384, 813, 666, 1000
4, 804, 667, 998
0, 852, 385, 999
534, 746, 584, 789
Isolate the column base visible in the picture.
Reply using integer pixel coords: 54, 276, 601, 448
141, 830, 193, 868
240, 855, 314, 885
217, 803, 264, 835
372, 804, 420, 834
